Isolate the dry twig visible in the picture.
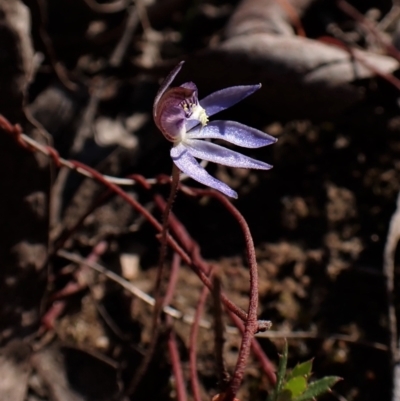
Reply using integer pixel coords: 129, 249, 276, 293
384, 191, 400, 401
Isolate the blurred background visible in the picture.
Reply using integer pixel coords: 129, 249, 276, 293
1, 0, 400, 400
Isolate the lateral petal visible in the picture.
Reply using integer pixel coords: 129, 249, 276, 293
171, 143, 238, 198
184, 139, 273, 170
199, 84, 261, 117
187, 120, 276, 148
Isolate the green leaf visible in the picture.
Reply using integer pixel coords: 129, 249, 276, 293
292, 376, 341, 401
267, 340, 288, 401
283, 376, 308, 398
288, 360, 313, 380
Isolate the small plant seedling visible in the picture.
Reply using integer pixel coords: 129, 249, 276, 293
267, 341, 341, 401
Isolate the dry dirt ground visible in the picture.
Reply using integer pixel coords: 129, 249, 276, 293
1, 0, 400, 400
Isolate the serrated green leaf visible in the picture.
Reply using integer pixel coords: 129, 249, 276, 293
292, 376, 341, 401
283, 376, 307, 398
267, 340, 288, 401
288, 360, 313, 380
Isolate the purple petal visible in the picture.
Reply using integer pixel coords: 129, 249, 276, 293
171, 143, 238, 198
199, 84, 261, 117
154, 84, 199, 141
153, 61, 184, 118
184, 139, 273, 170
180, 82, 198, 92
187, 120, 277, 148
158, 105, 186, 141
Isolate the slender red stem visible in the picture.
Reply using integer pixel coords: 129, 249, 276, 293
1, 114, 269, 399
189, 267, 214, 401
164, 252, 181, 306
69, 160, 192, 265
127, 166, 180, 396
212, 275, 231, 390
165, 253, 188, 401
152, 194, 248, 322
41, 240, 108, 330
52, 191, 112, 253
185, 188, 260, 401
1, 117, 249, 324
155, 164, 181, 297
168, 330, 188, 401
228, 310, 276, 386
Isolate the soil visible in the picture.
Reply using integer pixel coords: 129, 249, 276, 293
1, 1, 400, 401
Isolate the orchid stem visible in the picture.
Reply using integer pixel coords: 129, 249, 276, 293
212, 275, 230, 390
155, 163, 181, 295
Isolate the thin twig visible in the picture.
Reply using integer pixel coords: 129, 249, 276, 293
337, 0, 400, 63
41, 241, 108, 330
378, 5, 400, 31
70, 77, 105, 155
318, 36, 400, 91
110, 2, 140, 67
57, 249, 198, 324
51, 189, 112, 252
135, 0, 152, 35
32, 0, 78, 91
83, 0, 130, 13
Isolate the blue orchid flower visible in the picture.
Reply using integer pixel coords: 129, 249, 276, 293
153, 61, 276, 198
